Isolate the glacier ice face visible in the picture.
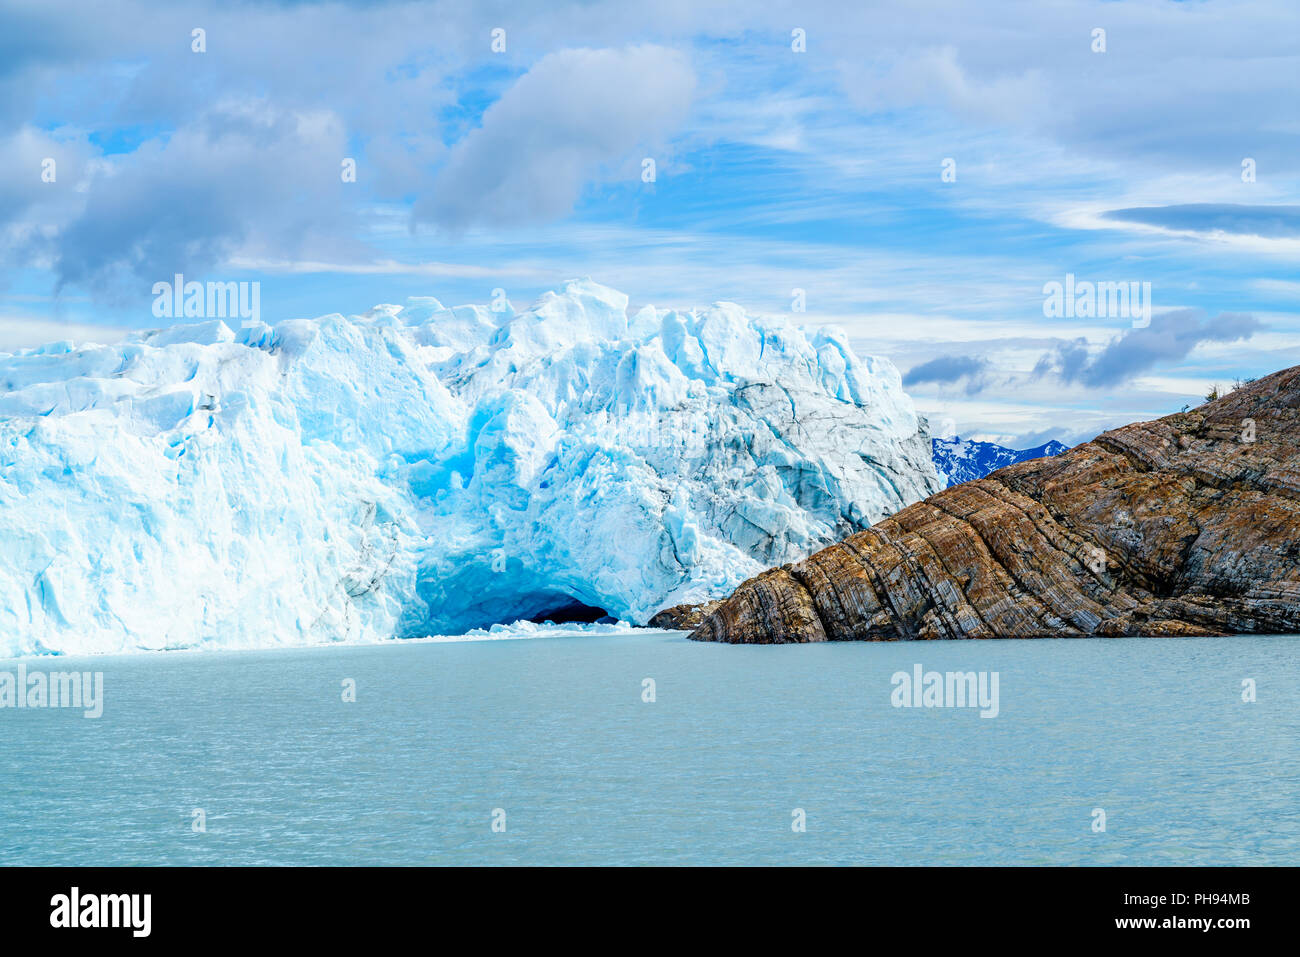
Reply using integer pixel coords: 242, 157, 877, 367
0, 279, 941, 656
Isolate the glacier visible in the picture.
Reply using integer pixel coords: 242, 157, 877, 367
0, 279, 941, 656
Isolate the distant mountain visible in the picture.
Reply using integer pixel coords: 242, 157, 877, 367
931, 436, 1069, 488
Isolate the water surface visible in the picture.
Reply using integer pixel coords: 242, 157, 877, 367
2, 631, 1296, 865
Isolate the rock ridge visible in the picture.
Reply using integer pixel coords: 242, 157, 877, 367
689, 364, 1300, 642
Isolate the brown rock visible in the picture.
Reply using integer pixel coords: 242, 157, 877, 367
691, 365, 1300, 643
647, 601, 722, 631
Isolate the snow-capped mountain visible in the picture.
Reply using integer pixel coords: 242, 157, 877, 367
0, 279, 942, 656
931, 436, 1069, 488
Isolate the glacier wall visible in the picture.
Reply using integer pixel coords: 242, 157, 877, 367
0, 279, 941, 655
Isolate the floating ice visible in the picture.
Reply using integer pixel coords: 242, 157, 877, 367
0, 279, 941, 656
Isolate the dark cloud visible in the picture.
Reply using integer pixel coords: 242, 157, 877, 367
0, 2, 701, 297
0, 0, 472, 297
49, 103, 362, 293
0, 4, 97, 80
903, 354, 988, 394
1103, 204, 1300, 238
1033, 310, 1263, 388
1031, 338, 1089, 382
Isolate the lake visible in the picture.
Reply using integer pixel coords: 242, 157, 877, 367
2, 629, 1296, 865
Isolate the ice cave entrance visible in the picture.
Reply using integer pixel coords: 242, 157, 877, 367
524, 596, 614, 625
413, 575, 620, 633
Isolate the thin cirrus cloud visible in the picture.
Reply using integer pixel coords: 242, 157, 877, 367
1102, 204, 1300, 239
414, 45, 696, 230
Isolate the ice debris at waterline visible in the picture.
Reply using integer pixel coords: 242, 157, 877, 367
413, 619, 641, 644
0, 279, 941, 656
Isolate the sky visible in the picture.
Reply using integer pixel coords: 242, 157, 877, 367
2, 0, 1297, 447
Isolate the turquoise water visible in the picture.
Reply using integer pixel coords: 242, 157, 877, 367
2, 631, 1297, 865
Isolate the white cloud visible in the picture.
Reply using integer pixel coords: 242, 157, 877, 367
416, 45, 696, 229
0, 314, 127, 352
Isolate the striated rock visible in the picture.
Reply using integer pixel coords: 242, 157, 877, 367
691, 365, 1300, 642
647, 600, 723, 630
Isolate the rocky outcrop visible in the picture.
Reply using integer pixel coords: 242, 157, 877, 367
647, 600, 722, 630
690, 365, 1300, 643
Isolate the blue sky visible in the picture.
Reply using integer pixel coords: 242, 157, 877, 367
2, 0, 1297, 446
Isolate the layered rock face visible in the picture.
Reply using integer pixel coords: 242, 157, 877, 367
691, 365, 1300, 643
647, 600, 722, 631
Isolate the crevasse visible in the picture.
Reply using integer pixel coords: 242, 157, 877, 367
0, 279, 941, 655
